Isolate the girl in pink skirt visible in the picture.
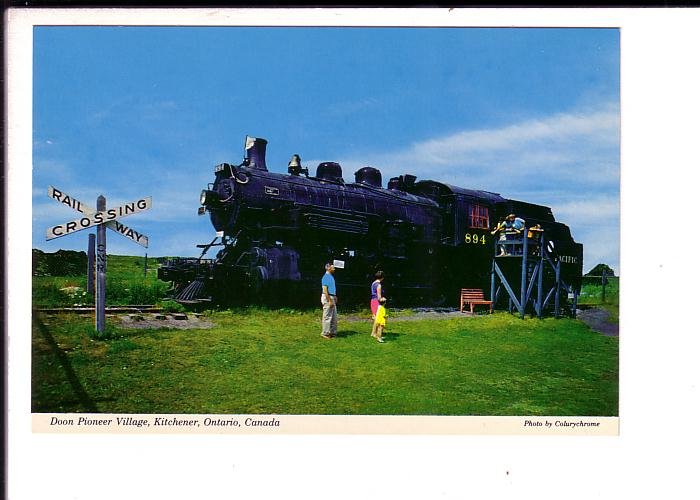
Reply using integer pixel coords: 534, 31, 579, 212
370, 271, 384, 318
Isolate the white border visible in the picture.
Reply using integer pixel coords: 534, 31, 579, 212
7, 7, 700, 500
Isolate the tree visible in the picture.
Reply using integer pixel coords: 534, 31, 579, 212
585, 263, 615, 277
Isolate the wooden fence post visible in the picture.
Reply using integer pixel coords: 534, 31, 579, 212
601, 268, 608, 304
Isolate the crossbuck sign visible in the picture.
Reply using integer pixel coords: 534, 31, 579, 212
46, 186, 152, 333
47, 186, 151, 247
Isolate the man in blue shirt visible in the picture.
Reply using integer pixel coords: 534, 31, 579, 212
504, 213, 525, 232
321, 263, 338, 339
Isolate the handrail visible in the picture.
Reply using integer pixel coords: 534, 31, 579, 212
493, 226, 547, 257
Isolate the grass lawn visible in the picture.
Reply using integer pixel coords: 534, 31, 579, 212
32, 254, 169, 308
32, 309, 618, 416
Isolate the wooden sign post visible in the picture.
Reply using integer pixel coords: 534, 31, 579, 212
46, 186, 151, 334
95, 195, 107, 333
87, 233, 95, 295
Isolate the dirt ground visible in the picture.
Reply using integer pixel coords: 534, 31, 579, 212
348, 306, 620, 337
117, 313, 215, 330
576, 308, 619, 336
343, 308, 468, 323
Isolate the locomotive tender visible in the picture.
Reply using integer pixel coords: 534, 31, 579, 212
158, 136, 583, 311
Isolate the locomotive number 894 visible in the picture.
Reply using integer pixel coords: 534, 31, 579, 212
158, 136, 583, 313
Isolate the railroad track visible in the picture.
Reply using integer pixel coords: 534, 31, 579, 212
35, 305, 162, 314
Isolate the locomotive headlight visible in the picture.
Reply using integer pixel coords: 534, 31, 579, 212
200, 189, 220, 207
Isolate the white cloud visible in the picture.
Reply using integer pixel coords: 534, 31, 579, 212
577, 225, 620, 274
324, 105, 621, 272
86, 95, 138, 126
326, 97, 380, 116
310, 106, 619, 200
554, 196, 620, 227
31, 157, 215, 254
155, 225, 219, 257
549, 195, 620, 273
410, 110, 616, 162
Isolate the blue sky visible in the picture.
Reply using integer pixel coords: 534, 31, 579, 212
32, 27, 620, 273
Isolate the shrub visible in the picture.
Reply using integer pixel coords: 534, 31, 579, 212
106, 278, 169, 305
33, 282, 73, 308
579, 279, 619, 305
86, 322, 119, 340
158, 300, 186, 313
32, 249, 88, 276
33, 253, 172, 308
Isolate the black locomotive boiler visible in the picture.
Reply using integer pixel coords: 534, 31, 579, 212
158, 136, 583, 312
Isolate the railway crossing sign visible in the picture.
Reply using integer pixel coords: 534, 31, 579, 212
47, 186, 151, 247
45, 186, 152, 333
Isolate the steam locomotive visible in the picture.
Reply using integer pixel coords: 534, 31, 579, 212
158, 136, 583, 311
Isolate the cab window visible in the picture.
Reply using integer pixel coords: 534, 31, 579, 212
469, 204, 489, 229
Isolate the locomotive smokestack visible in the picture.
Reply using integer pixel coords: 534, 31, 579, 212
244, 136, 268, 171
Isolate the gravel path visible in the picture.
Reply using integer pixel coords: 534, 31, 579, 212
347, 307, 620, 338
343, 308, 471, 323
118, 313, 215, 330
577, 308, 619, 337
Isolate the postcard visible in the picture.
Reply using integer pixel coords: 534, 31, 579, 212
6, 6, 697, 500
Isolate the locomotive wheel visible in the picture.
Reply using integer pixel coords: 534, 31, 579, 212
251, 266, 269, 295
